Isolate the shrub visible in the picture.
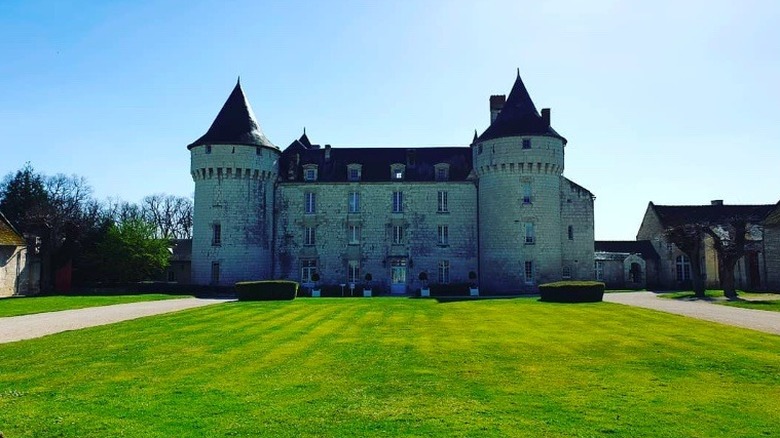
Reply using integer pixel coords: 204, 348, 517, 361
235, 281, 299, 301
419, 272, 428, 282
538, 281, 605, 303
311, 272, 320, 283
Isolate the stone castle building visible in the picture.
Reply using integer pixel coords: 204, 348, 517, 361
187, 73, 595, 294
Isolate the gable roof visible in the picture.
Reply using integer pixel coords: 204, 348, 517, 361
763, 202, 780, 226
650, 202, 775, 228
477, 71, 566, 144
187, 79, 277, 150
279, 141, 473, 183
0, 211, 25, 246
595, 240, 659, 259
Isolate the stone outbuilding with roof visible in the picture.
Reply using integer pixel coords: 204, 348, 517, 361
186, 72, 595, 294
594, 240, 660, 290
0, 211, 30, 297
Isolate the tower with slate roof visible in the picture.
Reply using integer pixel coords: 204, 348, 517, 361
188, 79, 280, 285
472, 71, 594, 293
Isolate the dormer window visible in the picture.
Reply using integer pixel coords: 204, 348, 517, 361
347, 164, 362, 182
303, 165, 318, 182
391, 164, 405, 180
434, 163, 450, 181
522, 139, 531, 149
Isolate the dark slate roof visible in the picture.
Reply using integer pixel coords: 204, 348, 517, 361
477, 71, 567, 144
651, 203, 775, 228
595, 240, 659, 259
187, 80, 277, 150
0, 211, 25, 246
763, 202, 780, 226
279, 141, 473, 183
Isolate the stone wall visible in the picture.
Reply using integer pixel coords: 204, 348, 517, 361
0, 245, 26, 297
560, 179, 595, 281
764, 225, 780, 290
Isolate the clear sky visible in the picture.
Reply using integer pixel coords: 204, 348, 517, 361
1, 0, 778, 240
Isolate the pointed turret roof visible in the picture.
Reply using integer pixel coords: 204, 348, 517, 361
477, 70, 566, 144
187, 79, 277, 149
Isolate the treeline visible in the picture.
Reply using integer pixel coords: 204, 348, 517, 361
0, 163, 193, 290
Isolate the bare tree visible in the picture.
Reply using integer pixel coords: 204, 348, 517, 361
140, 194, 193, 239
664, 224, 707, 298
703, 218, 762, 299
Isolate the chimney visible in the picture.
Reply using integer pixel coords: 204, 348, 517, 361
711, 200, 724, 206
541, 108, 550, 127
324, 144, 331, 161
490, 95, 505, 124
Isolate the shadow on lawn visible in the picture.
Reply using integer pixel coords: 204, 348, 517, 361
431, 294, 538, 304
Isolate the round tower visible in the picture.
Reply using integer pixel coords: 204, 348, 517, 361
473, 72, 567, 293
188, 79, 280, 286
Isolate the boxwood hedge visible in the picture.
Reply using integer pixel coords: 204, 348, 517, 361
538, 281, 605, 303
235, 281, 299, 301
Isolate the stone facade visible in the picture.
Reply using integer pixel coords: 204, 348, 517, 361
188, 74, 596, 294
0, 212, 29, 297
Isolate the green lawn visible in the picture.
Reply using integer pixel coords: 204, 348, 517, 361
660, 290, 780, 312
0, 294, 190, 318
0, 298, 778, 437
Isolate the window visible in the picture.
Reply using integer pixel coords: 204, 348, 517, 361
524, 261, 534, 284
478, 144, 483, 154
435, 164, 450, 181
206, 145, 212, 154
595, 261, 604, 281
392, 191, 403, 213
256, 147, 262, 155
562, 266, 571, 279
211, 262, 220, 284
304, 167, 318, 181
438, 260, 450, 284
629, 263, 643, 283
522, 139, 531, 149
348, 225, 360, 244
301, 259, 317, 283
305, 192, 316, 214
437, 191, 448, 213
347, 164, 362, 181
391, 164, 405, 180
522, 183, 532, 205
568, 225, 574, 240
348, 260, 360, 284
676, 255, 691, 281
393, 225, 404, 244
524, 223, 535, 245
438, 225, 449, 246
167, 270, 176, 282
212, 223, 221, 246
304, 227, 315, 246
348, 192, 360, 213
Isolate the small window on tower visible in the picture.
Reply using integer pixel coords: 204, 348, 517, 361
522, 139, 531, 149
206, 145, 212, 154
256, 147, 262, 155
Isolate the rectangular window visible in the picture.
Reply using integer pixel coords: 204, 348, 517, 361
438, 260, 450, 284
211, 262, 220, 284
437, 191, 448, 213
522, 139, 531, 149
436, 167, 449, 181
522, 183, 532, 205
348, 168, 361, 181
348, 260, 360, 283
393, 225, 404, 244
348, 225, 360, 244
392, 191, 403, 213
438, 225, 449, 245
256, 147, 262, 155
305, 192, 316, 214
167, 270, 176, 282
212, 223, 221, 246
206, 145, 212, 154
301, 259, 317, 283
595, 261, 604, 281
304, 168, 317, 181
304, 227, 315, 246
524, 261, 534, 284
568, 225, 574, 240
524, 223, 535, 245
349, 192, 360, 213
562, 266, 571, 279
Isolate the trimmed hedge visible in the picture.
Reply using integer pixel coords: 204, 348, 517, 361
539, 281, 605, 303
235, 281, 299, 301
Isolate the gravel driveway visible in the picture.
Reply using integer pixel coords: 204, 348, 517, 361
604, 292, 780, 335
0, 297, 232, 344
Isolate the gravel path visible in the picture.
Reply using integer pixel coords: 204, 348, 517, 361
604, 291, 780, 335
0, 297, 232, 344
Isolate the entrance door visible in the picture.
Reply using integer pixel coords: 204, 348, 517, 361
746, 252, 761, 290
391, 259, 407, 294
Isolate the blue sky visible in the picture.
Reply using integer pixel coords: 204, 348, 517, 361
1, 0, 778, 240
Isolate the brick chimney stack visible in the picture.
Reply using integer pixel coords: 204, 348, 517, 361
541, 108, 550, 127
490, 95, 506, 124
711, 200, 724, 206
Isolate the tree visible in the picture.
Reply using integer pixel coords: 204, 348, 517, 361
94, 219, 170, 283
702, 217, 762, 299
140, 194, 193, 239
664, 223, 707, 298
0, 163, 49, 232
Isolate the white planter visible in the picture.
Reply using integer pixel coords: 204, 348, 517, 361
312, 289, 321, 297
421, 288, 430, 297
363, 289, 372, 297
469, 287, 479, 297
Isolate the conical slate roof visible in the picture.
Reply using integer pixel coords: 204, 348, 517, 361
187, 79, 277, 150
477, 71, 566, 144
